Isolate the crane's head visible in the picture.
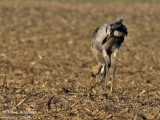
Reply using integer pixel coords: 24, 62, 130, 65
117, 16, 124, 23
111, 17, 123, 27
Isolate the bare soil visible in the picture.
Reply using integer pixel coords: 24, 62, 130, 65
0, 1, 160, 120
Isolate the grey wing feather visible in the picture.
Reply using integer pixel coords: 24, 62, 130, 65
92, 24, 110, 44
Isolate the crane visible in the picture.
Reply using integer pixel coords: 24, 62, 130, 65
90, 17, 128, 92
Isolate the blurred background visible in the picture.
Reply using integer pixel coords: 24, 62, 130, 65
0, 0, 160, 119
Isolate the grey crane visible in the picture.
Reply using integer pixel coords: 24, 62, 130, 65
90, 17, 128, 92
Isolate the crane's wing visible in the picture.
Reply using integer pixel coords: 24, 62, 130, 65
92, 24, 110, 44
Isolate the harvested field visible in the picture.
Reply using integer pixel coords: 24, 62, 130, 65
0, 1, 160, 119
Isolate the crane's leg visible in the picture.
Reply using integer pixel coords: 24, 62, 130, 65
103, 50, 109, 92
104, 63, 108, 91
111, 49, 118, 92
95, 76, 98, 92
94, 65, 102, 92
91, 46, 106, 91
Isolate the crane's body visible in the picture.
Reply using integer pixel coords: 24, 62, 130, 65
91, 18, 128, 92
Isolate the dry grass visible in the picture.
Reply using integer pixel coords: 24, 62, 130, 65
0, 1, 160, 119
